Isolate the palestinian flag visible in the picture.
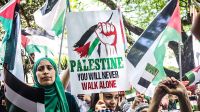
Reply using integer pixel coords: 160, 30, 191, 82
4, 68, 45, 112
125, 88, 136, 102
2, 0, 24, 81
1, 1, 45, 111
21, 34, 41, 54
21, 32, 54, 56
183, 66, 200, 85
34, 0, 66, 36
127, 0, 181, 96
137, 63, 159, 93
22, 28, 55, 39
0, 0, 19, 43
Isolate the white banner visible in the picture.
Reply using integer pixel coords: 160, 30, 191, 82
66, 10, 128, 94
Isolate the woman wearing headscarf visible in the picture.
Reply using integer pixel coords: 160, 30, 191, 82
33, 57, 79, 112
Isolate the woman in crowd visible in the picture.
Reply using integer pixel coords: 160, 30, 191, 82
88, 91, 122, 111
33, 57, 79, 112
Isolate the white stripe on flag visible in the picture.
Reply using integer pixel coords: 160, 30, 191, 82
125, 93, 135, 99
34, 0, 66, 36
141, 70, 155, 81
145, 83, 156, 97
5, 84, 45, 112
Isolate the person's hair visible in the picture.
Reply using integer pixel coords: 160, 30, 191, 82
90, 93, 99, 111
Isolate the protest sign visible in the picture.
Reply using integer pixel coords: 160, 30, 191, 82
66, 10, 128, 94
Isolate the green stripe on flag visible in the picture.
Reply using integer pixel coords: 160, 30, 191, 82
145, 63, 159, 76
25, 44, 41, 54
88, 38, 100, 56
52, 10, 65, 36
185, 71, 195, 85
153, 26, 181, 84
0, 17, 13, 43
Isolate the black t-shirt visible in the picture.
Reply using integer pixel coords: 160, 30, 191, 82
65, 92, 80, 112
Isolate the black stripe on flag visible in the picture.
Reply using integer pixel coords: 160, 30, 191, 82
4, 68, 44, 104
41, 0, 58, 14
138, 77, 151, 88
127, 0, 178, 67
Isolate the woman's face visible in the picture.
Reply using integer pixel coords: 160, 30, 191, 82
36, 60, 56, 86
103, 92, 119, 111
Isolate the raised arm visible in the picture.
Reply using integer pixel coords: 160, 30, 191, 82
61, 68, 70, 89
148, 81, 168, 112
164, 77, 192, 112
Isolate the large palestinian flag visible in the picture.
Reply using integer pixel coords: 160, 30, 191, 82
4, 68, 45, 112
1, 1, 45, 111
127, 0, 181, 96
0, 0, 18, 43
34, 0, 66, 36
1, 0, 24, 80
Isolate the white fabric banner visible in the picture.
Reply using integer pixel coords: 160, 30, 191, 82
66, 10, 128, 94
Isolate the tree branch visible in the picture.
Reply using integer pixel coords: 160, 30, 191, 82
98, 0, 144, 36
0, 0, 6, 6
20, 6, 31, 27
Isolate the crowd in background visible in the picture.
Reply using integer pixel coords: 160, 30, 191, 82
0, 5, 199, 112
1, 76, 200, 112
67, 77, 200, 112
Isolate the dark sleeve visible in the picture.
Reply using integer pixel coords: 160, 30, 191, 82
6, 99, 25, 112
65, 92, 80, 112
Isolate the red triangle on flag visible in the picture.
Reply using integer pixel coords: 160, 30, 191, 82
167, 1, 181, 34
0, 0, 18, 20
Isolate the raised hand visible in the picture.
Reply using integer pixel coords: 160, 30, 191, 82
162, 77, 187, 97
131, 93, 145, 109
95, 100, 107, 111
95, 22, 117, 56
161, 77, 192, 112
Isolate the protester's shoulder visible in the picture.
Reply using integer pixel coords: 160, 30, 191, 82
65, 92, 72, 96
65, 92, 80, 112
65, 92, 75, 99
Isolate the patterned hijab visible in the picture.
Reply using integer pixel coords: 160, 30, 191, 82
33, 57, 69, 112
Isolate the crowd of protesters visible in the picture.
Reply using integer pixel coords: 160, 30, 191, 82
2, 75, 200, 112
1, 55, 198, 112
3, 56, 198, 112
0, 3, 199, 112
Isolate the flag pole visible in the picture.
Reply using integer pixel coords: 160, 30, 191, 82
57, 0, 71, 74
179, 41, 183, 81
